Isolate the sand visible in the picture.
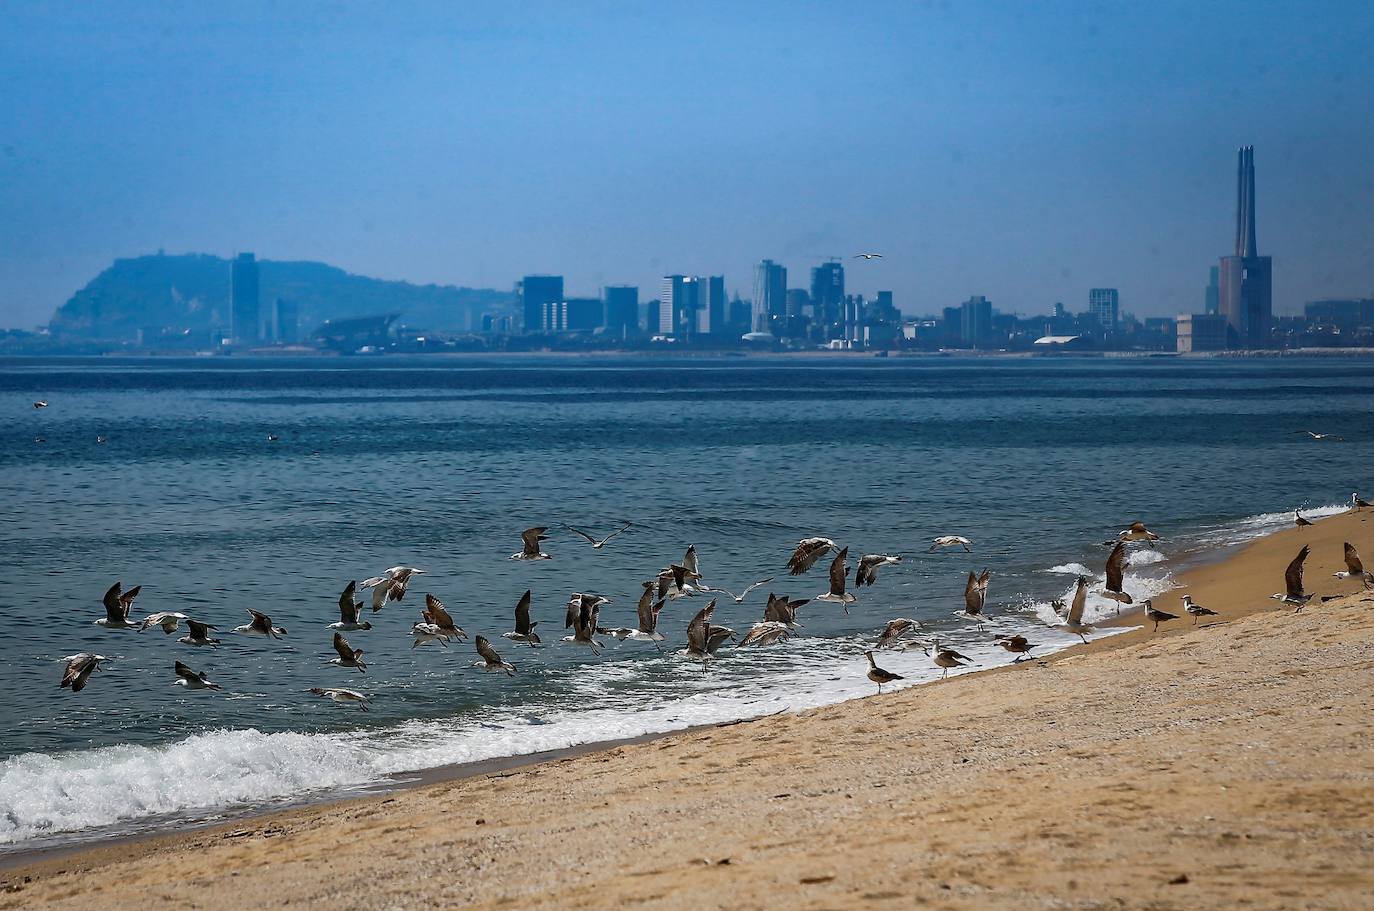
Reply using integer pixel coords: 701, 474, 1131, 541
5, 508, 1374, 910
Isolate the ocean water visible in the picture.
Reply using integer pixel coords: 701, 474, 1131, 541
1, 355, 1370, 848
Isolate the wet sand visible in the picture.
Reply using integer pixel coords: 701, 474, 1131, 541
4, 508, 1374, 909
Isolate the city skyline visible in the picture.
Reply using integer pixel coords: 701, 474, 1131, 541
3, 2, 1374, 329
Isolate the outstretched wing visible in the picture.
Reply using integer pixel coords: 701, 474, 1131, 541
102, 582, 124, 622
174, 660, 200, 683
1286, 545, 1309, 597
521, 527, 548, 554
1345, 542, 1364, 576
333, 632, 355, 661
828, 547, 849, 595
338, 582, 360, 622
475, 635, 504, 665
1067, 579, 1087, 625
514, 589, 533, 634
424, 593, 454, 629
564, 525, 599, 545
1105, 542, 1127, 592
686, 601, 716, 652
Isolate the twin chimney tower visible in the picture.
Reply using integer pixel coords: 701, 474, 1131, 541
1218, 146, 1272, 348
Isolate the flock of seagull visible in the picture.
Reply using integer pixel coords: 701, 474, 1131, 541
56, 494, 1374, 708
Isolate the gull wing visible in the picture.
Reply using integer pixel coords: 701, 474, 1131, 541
1345, 542, 1364, 576
187, 619, 216, 639
1105, 542, 1127, 592
963, 571, 981, 614
338, 582, 360, 623
424, 593, 454, 629
475, 635, 505, 665
102, 582, 125, 622
828, 547, 849, 596
118, 585, 142, 611
564, 525, 599, 545
1068, 579, 1088, 626
514, 590, 533, 635
247, 608, 272, 632
1285, 545, 1309, 597
371, 579, 393, 611
174, 660, 201, 683
788, 538, 834, 575
333, 632, 355, 661
521, 527, 548, 555
685, 600, 716, 653
683, 545, 700, 578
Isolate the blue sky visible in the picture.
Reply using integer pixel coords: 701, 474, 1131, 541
2, 0, 1372, 327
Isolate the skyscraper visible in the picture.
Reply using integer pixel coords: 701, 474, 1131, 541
604, 286, 639, 335
752, 260, 787, 334
696, 276, 726, 335
959, 295, 992, 346
810, 261, 845, 330
230, 252, 260, 344
1204, 266, 1219, 314
1218, 146, 1273, 348
520, 275, 564, 333
1089, 288, 1119, 333
659, 275, 697, 337
271, 297, 298, 344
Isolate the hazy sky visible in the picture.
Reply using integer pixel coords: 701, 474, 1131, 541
3, 0, 1373, 328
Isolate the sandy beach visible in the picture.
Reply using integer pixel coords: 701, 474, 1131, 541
4, 508, 1374, 910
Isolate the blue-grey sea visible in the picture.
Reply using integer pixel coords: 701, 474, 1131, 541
0, 355, 1368, 849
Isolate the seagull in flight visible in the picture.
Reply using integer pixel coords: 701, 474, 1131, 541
1271, 545, 1313, 611
473, 636, 516, 676
928, 535, 972, 553
853, 252, 884, 260
512, 527, 553, 560
360, 566, 424, 610
657, 564, 700, 600
330, 632, 367, 672
502, 589, 542, 646
563, 522, 632, 549
308, 687, 369, 711
855, 554, 901, 588
32, 400, 48, 409
421, 594, 468, 641
138, 611, 188, 634
95, 582, 142, 630
1062, 576, 1092, 643
1101, 542, 1134, 614
684, 599, 734, 668
957, 569, 990, 626
329, 582, 373, 631
814, 547, 857, 613
1292, 430, 1343, 441
234, 608, 287, 639
178, 618, 220, 647
738, 621, 791, 647
875, 618, 921, 649
700, 577, 774, 603
600, 582, 666, 649
173, 660, 220, 690
1333, 542, 1374, 588
562, 592, 607, 654
787, 537, 837, 575
59, 653, 110, 692
1110, 522, 1161, 545
763, 593, 809, 627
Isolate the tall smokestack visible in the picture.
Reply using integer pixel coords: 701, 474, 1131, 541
1234, 147, 1245, 257
1244, 146, 1258, 257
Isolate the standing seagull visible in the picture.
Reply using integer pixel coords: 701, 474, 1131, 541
1182, 594, 1218, 624
875, 618, 921, 649
600, 582, 666, 649
929, 535, 973, 553
308, 688, 369, 711
855, 554, 901, 588
814, 547, 857, 613
1270, 544, 1313, 610
502, 590, 542, 646
1143, 599, 1179, 632
1333, 542, 1374, 588
473, 636, 516, 676
931, 641, 973, 679
139, 611, 189, 634
563, 522, 632, 549
59, 654, 109, 692
1354, 493, 1374, 509
95, 582, 142, 630
173, 660, 220, 690
864, 651, 902, 693
1101, 541, 1134, 614
788, 537, 837, 575
1294, 510, 1313, 529
511, 527, 553, 560
995, 635, 1037, 662
959, 569, 991, 625
1062, 576, 1092, 643
329, 582, 373, 631
234, 609, 287, 639
178, 619, 220, 647
422, 594, 468, 641
330, 632, 367, 672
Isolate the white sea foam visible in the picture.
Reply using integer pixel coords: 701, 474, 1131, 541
1042, 562, 1092, 575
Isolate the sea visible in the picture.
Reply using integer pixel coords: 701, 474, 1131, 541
0, 354, 1368, 851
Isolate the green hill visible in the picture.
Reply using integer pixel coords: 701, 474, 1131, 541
49, 253, 515, 339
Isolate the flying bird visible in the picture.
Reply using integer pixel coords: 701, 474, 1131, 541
563, 522, 632, 549
329, 582, 373, 631
1270, 544, 1313, 610
59, 653, 109, 692
562, 592, 608, 654
700, 577, 774, 603
1181, 594, 1218, 624
511, 527, 553, 560
855, 554, 901, 588
360, 566, 424, 610
138, 611, 188, 634
473, 636, 516, 676
178, 619, 220, 647
1062, 576, 1092, 643
32, 400, 48, 408
1112, 522, 1161, 544
681, 545, 704, 582
995, 634, 1037, 662
959, 569, 990, 625
95, 582, 141, 630
234, 609, 287, 639
853, 252, 883, 260
1143, 599, 1179, 632
875, 618, 920, 649
1333, 542, 1374, 588
1292, 430, 1342, 441
1101, 541, 1133, 614
657, 564, 700, 600
422, 594, 468, 641
787, 537, 837, 575
928, 535, 972, 553
864, 651, 902, 693
684, 600, 733, 668
738, 621, 791, 647
814, 547, 857, 613
330, 632, 367, 672
502, 589, 542, 646
600, 582, 666, 649
173, 660, 220, 690
763, 593, 808, 626
308, 687, 370, 711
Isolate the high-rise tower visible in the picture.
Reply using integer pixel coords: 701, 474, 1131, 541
1218, 146, 1272, 348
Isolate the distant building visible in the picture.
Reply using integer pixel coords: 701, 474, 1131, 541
659, 275, 697, 337
520, 275, 564, 333
1089, 288, 1119, 334
230, 253, 260, 343
1205, 266, 1219, 314
271, 298, 298, 344
604, 286, 639, 335
752, 260, 787, 334
728, 295, 751, 334
959, 295, 992, 346
564, 298, 603, 332
1177, 313, 1229, 352
1305, 299, 1374, 332
810, 261, 845, 329
1218, 147, 1272, 348
697, 276, 726, 335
